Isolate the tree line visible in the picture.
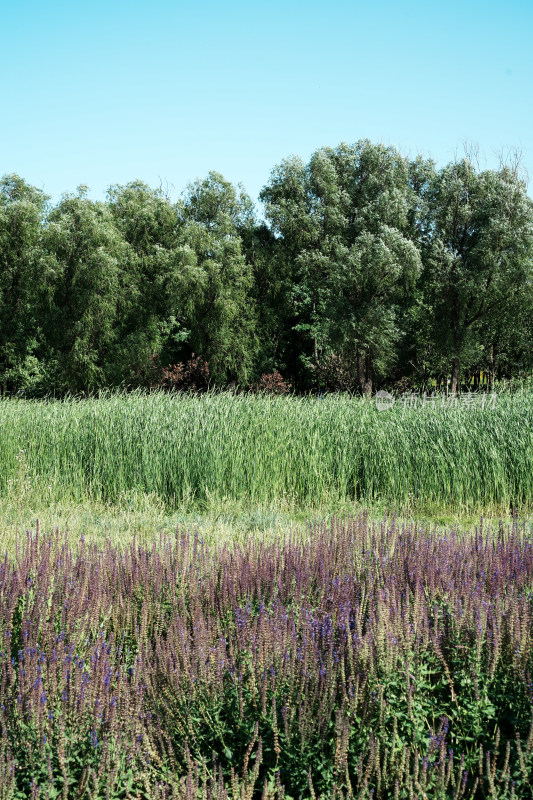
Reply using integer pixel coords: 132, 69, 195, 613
1, 140, 532, 396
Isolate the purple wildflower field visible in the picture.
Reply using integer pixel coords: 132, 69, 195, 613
1, 514, 533, 798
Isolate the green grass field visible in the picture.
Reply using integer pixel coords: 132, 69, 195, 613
1, 391, 533, 798
0, 388, 531, 551
1, 390, 532, 521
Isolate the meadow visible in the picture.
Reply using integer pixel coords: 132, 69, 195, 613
1, 390, 533, 798
2, 515, 533, 798
1, 391, 532, 520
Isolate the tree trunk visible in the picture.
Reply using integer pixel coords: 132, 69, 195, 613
312, 302, 318, 365
356, 349, 365, 395
364, 352, 373, 396
488, 344, 495, 392
450, 353, 460, 396
356, 349, 373, 396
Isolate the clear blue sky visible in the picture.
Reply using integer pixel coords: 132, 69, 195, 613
2, 0, 532, 208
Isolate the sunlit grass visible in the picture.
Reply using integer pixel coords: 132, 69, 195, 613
0, 390, 531, 523
0, 491, 531, 558
3, 513, 533, 797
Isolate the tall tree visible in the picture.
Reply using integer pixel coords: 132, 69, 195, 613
240, 220, 290, 377
106, 181, 191, 384
109, 175, 257, 386
261, 141, 421, 393
42, 188, 129, 392
421, 159, 533, 394
178, 172, 257, 383
0, 175, 49, 394
475, 278, 533, 388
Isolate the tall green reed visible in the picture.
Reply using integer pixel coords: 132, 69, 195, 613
0, 390, 531, 513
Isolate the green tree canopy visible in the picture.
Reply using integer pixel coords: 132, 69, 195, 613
177, 172, 257, 383
42, 188, 129, 392
419, 158, 533, 393
0, 175, 49, 394
261, 141, 421, 392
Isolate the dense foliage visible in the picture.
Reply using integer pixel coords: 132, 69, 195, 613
0, 515, 532, 798
1, 142, 532, 396
1, 391, 532, 514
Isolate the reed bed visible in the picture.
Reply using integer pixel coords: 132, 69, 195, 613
0, 391, 532, 513
1, 515, 533, 798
